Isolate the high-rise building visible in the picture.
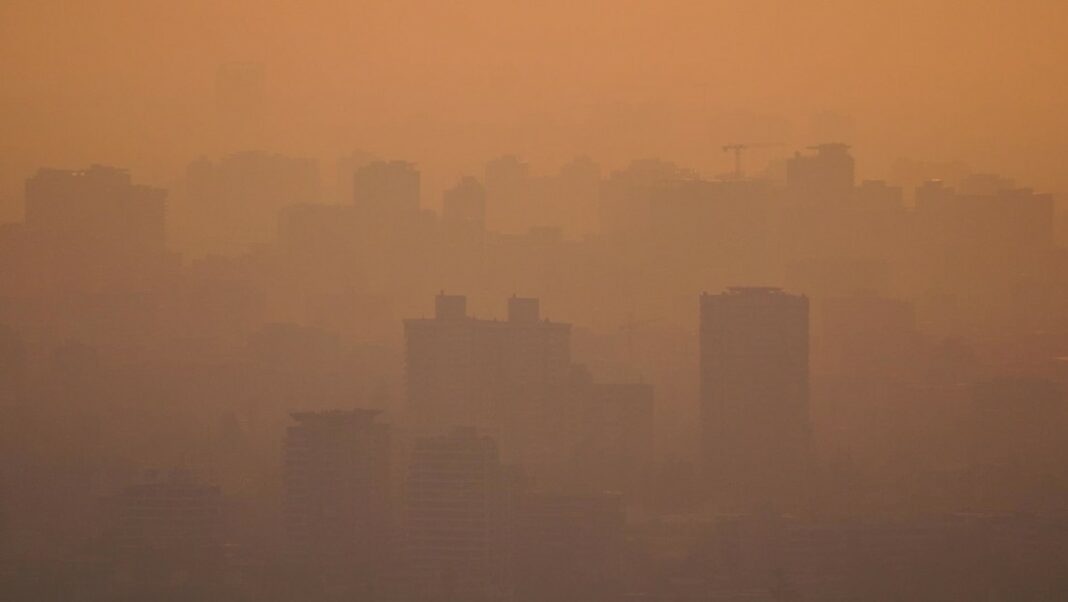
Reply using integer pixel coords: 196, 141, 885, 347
403, 428, 515, 602
911, 177, 1056, 331
404, 294, 571, 455
914, 178, 1055, 255
114, 469, 223, 568
352, 160, 420, 222
514, 492, 624, 602
24, 165, 168, 293
284, 410, 392, 588
181, 151, 320, 256
442, 176, 487, 231
699, 287, 810, 508
819, 293, 918, 381
484, 155, 532, 234
335, 150, 379, 203
786, 143, 855, 202
969, 377, 1067, 511
0, 325, 26, 405
568, 382, 654, 496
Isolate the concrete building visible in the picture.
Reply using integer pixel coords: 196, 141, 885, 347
699, 287, 810, 509
114, 469, 223, 564
284, 409, 391, 587
514, 492, 624, 602
404, 294, 571, 459
182, 151, 320, 256
786, 143, 855, 202
24, 165, 168, 293
403, 428, 515, 602
443, 176, 487, 231
568, 382, 655, 497
352, 160, 421, 222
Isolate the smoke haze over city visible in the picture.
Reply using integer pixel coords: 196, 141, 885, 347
2, 1, 1068, 600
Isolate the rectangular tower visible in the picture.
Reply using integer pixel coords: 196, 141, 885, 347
404, 294, 571, 455
284, 409, 391, 588
403, 428, 514, 602
699, 287, 810, 509
352, 160, 420, 222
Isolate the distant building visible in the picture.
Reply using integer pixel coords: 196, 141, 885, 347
335, 150, 379, 203
442, 176, 487, 231
912, 177, 1056, 331
786, 143, 855, 201
914, 178, 1055, 253
283, 409, 392, 586
819, 293, 917, 381
352, 160, 420, 222
968, 377, 1067, 511
403, 428, 514, 602
404, 294, 571, 458
24, 165, 169, 293
0, 325, 26, 404
569, 382, 655, 496
182, 151, 320, 256
699, 287, 810, 509
514, 492, 624, 602
484, 155, 532, 234
599, 158, 697, 236
114, 469, 223, 564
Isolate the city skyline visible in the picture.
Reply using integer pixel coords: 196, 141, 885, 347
2, 2, 1068, 599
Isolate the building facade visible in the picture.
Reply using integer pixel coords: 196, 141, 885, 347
699, 287, 810, 509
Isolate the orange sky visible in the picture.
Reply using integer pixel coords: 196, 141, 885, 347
2, 0, 1066, 218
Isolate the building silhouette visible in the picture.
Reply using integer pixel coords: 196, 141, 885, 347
443, 176, 487, 230
24, 165, 168, 294
786, 143, 855, 201
352, 160, 421, 223
283, 409, 392, 591
115, 469, 222, 553
484, 155, 532, 234
699, 287, 810, 509
514, 492, 624, 602
403, 428, 515, 602
568, 381, 655, 497
182, 151, 320, 256
404, 294, 571, 459
112, 469, 224, 590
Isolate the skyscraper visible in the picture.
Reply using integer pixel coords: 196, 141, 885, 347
699, 287, 810, 508
24, 165, 168, 293
404, 294, 571, 457
113, 469, 224, 584
284, 409, 392, 590
484, 155, 532, 234
514, 492, 624, 602
181, 151, 320, 256
442, 176, 487, 231
785, 143, 855, 202
567, 381, 654, 497
403, 428, 515, 602
352, 160, 421, 223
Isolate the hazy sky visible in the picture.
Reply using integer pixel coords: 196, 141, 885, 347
2, 0, 1065, 219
